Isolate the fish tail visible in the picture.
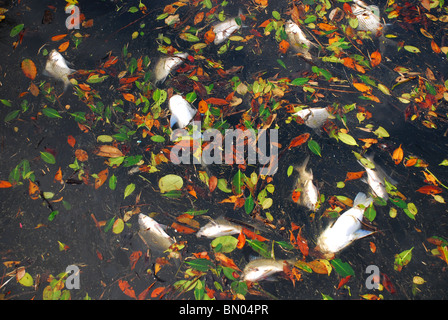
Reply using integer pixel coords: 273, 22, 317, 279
353, 192, 373, 208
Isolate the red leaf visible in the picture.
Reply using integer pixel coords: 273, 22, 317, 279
205, 97, 229, 105
382, 273, 396, 294
0, 180, 13, 188
416, 185, 442, 195
138, 282, 155, 300
151, 287, 166, 299
288, 133, 310, 149
129, 251, 142, 270
337, 275, 352, 289
118, 280, 137, 299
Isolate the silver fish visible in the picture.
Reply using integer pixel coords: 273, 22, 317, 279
153, 52, 188, 85
196, 216, 243, 238
358, 154, 397, 200
294, 107, 331, 130
138, 213, 174, 254
43, 49, 76, 92
213, 11, 242, 45
284, 20, 316, 60
351, 0, 383, 34
294, 155, 319, 212
316, 192, 374, 257
169, 94, 197, 129
242, 258, 292, 282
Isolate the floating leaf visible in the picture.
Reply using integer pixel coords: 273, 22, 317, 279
10, 24, 24, 37
308, 139, 321, 156
159, 174, 183, 193
21, 59, 37, 80
40, 151, 56, 164
112, 218, 124, 234
124, 183, 135, 199
392, 144, 403, 165
58, 41, 70, 53
417, 185, 442, 195
185, 258, 214, 271
404, 45, 421, 53
370, 50, 381, 67
18, 272, 33, 287
394, 247, 414, 271
288, 133, 310, 149
338, 132, 358, 146
211, 236, 239, 253
42, 107, 62, 119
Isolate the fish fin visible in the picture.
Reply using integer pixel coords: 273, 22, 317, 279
170, 114, 178, 128
353, 192, 373, 208
351, 229, 374, 240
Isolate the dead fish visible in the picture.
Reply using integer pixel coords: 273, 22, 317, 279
284, 19, 317, 60
351, 0, 383, 34
138, 213, 175, 254
294, 155, 319, 212
153, 52, 188, 85
294, 107, 331, 130
242, 258, 293, 282
196, 216, 243, 238
358, 154, 397, 200
43, 49, 76, 92
213, 10, 243, 45
316, 192, 374, 257
169, 94, 197, 129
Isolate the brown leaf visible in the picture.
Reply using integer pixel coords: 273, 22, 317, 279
94, 168, 109, 189
21, 59, 37, 80
75, 149, 88, 162
214, 252, 241, 271
29, 82, 39, 96
209, 176, 217, 193
94, 145, 124, 158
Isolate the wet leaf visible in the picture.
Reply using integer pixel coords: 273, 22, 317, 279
211, 236, 239, 253
308, 139, 321, 157
41, 151, 56, 164
51, 34, 68, 41
94, 145, 123, 158
10, 24, 24, 37
124, 183, 135, 199
330, 259, 354, 277
288, 133, 310, 149
185, 258, 214, 271
95, 168, 109, 189
417, 185, 442, 195
112, 218, 124, 234
159, 174, 183, 193
75, 149, 88, 162
21, 59, 37, 80
246, 239, 271, 258
392, 144, 403, 165
344, 171, 365, 182
58, 41, 70, 53
18, 272, 33, 287
244, 194, 255, 214
338, 132, 358, 146
394, 247, 414, 271
118, 279, 136, 299
278, 40, 289, 54
370, 50, 381, 68
404, 45, 420, 53
42, 107, 62, 118
67, 135, 76, 148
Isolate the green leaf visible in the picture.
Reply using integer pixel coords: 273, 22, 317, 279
277, 59, 286, 69
158, 174, 183, 193
330, 259, 355, 277
48, 210, 59, 221
124, 183, 135, 199
10, 24, 24, 37
404, 45, 421, 53
244, 194, 255, 214
364, 204, 376, 222
151, 135, 165, 142
0, 99, 12, 107
211, 236, 238, 253
246, 239, 271, 258
308, 139, 322, 156
272, 10, 281, 20
18, 272, 34, 287
287, 165, 294, 177
291, 77, 310, 86
40, 151, 56, 164
112, 218, 125, 234
185, 258, 214, 271
338, 132, 358, 146
394, 247, 414, 271
4, 109, 20, 122
109, 174, 117, 190
373, 126, 390, 138
42, 108, 62, 119
104, 216, 115, 232
217, 178, 232, 193
128, 6, 139, 13
232, 169, 243, 194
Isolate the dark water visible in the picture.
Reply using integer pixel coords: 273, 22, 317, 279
0, 0, 447, 303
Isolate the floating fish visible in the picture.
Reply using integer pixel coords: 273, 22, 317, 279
213, 11, 242, 45
242, 258, 293, 282
284, 20, 317, 60
316, 192, 374, 257
169, 94, 197, 129
138, 213, 175, 254
351, 0, 383, 34
358, 154, 397, 200
294, 107, 331, 130
196, 216, 243, 238
153, 52, 188, 85
294, 155, 319, 212
43, 49, 76, 92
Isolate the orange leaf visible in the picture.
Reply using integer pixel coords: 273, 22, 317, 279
278, 39, 290, 54
54, 167, 63, 183
118, 280, 137, 299
94, 145, 124, 158
209, 175, 217, 193
288, 133, 310, 149
307, 260, 329, 274
186, 185, 197, 198
291, 189, 301, 203
150, 286, 166, 298
404, 158, 418, 167
237, 231, 246, 249
353, 82, 371, 93
58, 41, 70, 53
119, 76, 140, 85
198, 99, 209, 114
204, 28, 215, 44
51, 34, 67, 41
369, 242, 377, 253
431, 40, 441, 54
343, 2, 352, 13
21, 59, 37, 80
206, 97, 229, 105
370, 50, 382, 68
28, 180, 40, 200
137, 282, 155, 300
254, 0, 268, 6
78, 83, 91, 91
296, 228, 309, 257
392, 144, 403, 165
95, 168, 109, 189
344, 171, 365, 182
194, 11, 204, 25
317, 23, 338, 31
337, 275, 351, 289
0, 180, 12, 188
171, 222, 196, 234
75, 149, 88, 162
123, 93, 136, 103
258, 19, 272, 28
67, 135, 76, 148
215, 252, 241, 271
416, 185, 442, 195
242, 228, 268, 241
129, 251, 142, 270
